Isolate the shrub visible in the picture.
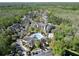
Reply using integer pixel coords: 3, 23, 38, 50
0, 28, 14, 55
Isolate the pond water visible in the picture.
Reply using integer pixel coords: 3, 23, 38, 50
30, 32, 45, 40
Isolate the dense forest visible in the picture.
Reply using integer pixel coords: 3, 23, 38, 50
0, 2, 79, 56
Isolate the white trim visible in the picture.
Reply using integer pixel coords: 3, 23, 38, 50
0, 0, 79, 2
